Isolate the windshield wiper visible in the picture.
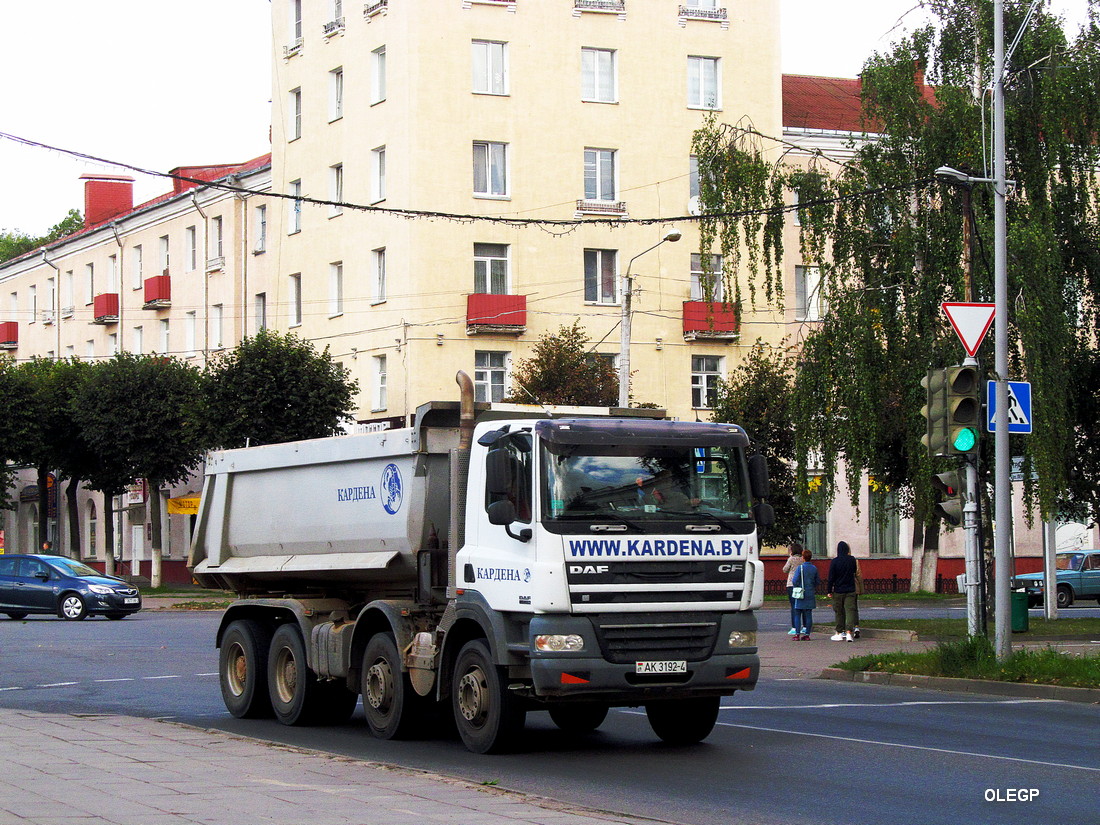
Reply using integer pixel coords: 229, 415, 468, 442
661, 509, 741, 530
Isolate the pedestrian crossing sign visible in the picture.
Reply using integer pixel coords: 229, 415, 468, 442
986, 380, 1032, 434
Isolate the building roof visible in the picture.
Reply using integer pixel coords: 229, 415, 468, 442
783, 73, 935, 134
0, 153, 272, 270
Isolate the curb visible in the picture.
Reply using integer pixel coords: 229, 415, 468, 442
819, 667, 1100, 704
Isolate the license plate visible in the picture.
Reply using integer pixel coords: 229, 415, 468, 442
124, 597, 139, 605
635, 660, 686, 674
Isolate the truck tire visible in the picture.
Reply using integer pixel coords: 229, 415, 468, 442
220, 619, 274, 718
645, 697, 720, 745
1056, 585, 1074, 609
452, 639, 525, 754
268, 623, 324, 726
362, 632, 429, 739
548, 703, 609, 734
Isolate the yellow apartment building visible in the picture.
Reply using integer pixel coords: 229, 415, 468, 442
269, 0, 784, 423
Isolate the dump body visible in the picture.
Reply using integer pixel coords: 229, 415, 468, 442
190, 425, 453, 593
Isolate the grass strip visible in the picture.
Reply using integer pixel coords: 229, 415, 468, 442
838, 636, 1100, 688
859, 616, 1100, 638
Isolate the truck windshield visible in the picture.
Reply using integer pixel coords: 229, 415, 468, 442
541, 443, 752, 526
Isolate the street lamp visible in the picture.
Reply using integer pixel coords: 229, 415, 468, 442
618, 230, 682, 407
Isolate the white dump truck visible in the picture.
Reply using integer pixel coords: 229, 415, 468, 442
189, 373, 772, 753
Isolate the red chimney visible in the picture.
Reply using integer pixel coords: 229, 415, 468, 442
81, 175, 134, 226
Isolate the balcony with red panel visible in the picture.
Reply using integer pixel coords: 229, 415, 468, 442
0, 321, 17, 350
92, 293, 120, 325
682, 301, 739, 341
467, 293, 526, 335
143, 275, 172, 309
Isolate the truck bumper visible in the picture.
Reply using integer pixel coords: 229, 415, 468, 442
527, 613, 759, 701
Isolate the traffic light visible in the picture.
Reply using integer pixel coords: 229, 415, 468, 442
921, 368, 950, 456
945, 364, 981, 455
932, 469, 965, 526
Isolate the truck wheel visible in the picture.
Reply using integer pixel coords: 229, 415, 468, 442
645, 697, 720, 745
220, 619, 273, 718
362, 633, 428, 739
452, 639, 525, 754
548, 703, 609, 734
268, 623, 322, 726
1056, 585, 1074, 609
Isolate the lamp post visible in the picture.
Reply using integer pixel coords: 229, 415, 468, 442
618, 230, 681, 408
931, 0, 1013, 659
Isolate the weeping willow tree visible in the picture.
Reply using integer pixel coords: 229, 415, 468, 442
693, 1, 1100, 585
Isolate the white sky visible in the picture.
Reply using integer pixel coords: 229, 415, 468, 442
0, 1, 1091, 237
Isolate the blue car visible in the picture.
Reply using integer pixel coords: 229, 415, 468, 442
0, 554, 142, 620
1013, 550, 1100, 609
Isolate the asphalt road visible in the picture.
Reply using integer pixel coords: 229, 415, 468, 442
1, 610, 1098, 825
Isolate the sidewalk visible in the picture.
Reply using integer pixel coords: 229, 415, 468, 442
0, 710, 667, 825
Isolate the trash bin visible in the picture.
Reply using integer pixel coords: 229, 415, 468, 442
1011, 589, 1030, 633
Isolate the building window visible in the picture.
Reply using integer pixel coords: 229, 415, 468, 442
691, 355, 723, 409
85, 500, 97, 559
687, 0, 718, 7
28, 285, 37, 323
472, 40, 508, 95
473, 141, 508, 197
330, 164, 344, 215
581, 47, 616, 102
131, 245, 143, 290
107, 255, 118, 292
373, 354, 387, 411
159, 319, 170, 353
289, 273, 302, 326
869, 486, 900, 556
289, 88, 302, 140
62, 271, 73, 315
211, 304, 224, 349
185, 226, 197, 271
475, 351, 509, 403
132, 326, 143, 355
329, 262, 343, 316
255, 293, 268, 332
690, 254, 724, 302
254, 205, 268, 252
474, 243, 509, 294
372, 46, 386, 104
289, 180, 302, 234
373, 248, 387, 303
372, 147, 386, 202
45, 277, 55, 320
84, 263, 95, 304
688, 56, 720, 109
85, 339, 95, 359
159, 235, 170, 274
584, 148, 617, 201
795, 265, 824, 321
107, 332, 118, 355
185, 311, 197, 357
211, 216, 224, 258
583, 248, 617, 304
329, 67, 344, 121
291, 0, 303, 40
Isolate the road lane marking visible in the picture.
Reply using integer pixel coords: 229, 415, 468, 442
37, 682, 78, 687
142, 675, 182, 680
3, 673, 219, 691
722, 699, 1052, 710
712, 720, 1100, 773
93, 678, 136, 683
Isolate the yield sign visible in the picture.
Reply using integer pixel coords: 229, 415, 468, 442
942, 302, 995, 357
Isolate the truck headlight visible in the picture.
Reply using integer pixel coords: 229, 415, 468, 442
728, 630, 757, 649
535, 634, 584, 652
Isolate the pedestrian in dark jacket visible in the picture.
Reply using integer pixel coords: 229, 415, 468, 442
791, 549, 820, 640
827, 540, 858, 642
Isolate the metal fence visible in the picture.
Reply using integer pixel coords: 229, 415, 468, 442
765, 574, 959, 596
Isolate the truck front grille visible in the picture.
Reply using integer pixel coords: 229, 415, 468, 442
591, 616, 719, 664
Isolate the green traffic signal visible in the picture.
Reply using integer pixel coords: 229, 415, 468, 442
945, 365, 981, 456
951, 426, 977, 452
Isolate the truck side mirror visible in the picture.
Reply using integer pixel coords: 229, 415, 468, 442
752, 501, 775, 528
487, 500, 532, 543
748, 453, 770, 499
485, 448, 514, 496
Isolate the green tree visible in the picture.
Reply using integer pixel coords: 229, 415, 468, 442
72, 353, 206, 581
693, 3, 1100, 573
710, 341, 815, 547
505, 321, 619, 406
202, 329, 358, 448
0, 209, 84, 263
